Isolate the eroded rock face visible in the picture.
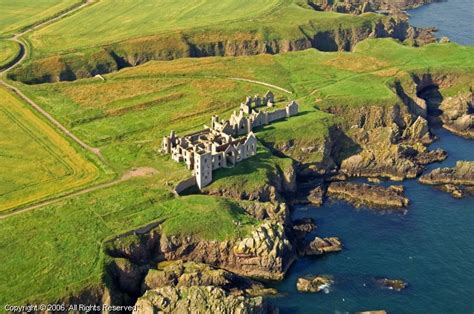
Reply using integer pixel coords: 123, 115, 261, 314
414, 148, 447, 165
240, 201, 290, 224
439, 92, 474, 139
419, 161, 474, 198
307, 0, 441, 14
327, 182, 409, 209
299, 236, 342, 256
156, 221, 296, 281
334, 108, 439, 181
296, 275, 333, 293
134, 286, 270, 314
142, 260, 276, 297
420, 161, 474, 186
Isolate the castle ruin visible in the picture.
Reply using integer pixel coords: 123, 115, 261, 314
162, 91, 299, 189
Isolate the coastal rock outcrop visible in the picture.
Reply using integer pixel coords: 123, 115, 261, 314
296, 275, 333, 293
134, 286, 271, 314
327, 104, 441, 181
439, 92, 473, 139
374, 278, 408, 291
298, 236, 342, 256
327, 182, 409, 209
155, 221, 296, 281
142, 260, 276, 297
419, 161, 474, 198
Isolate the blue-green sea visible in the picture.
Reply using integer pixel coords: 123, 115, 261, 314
268, 1, 473, 310
269, 128, 473, 313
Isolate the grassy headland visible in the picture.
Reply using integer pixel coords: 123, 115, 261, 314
0, 0, 473, 307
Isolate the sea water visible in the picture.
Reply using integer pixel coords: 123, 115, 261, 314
269, 128, 474, 313
408, 0, 474, 45
268, 2, 473, 312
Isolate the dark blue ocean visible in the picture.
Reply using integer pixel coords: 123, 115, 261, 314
408, 0, 474, 45
269, 128, 474, 313
268, 2, 474, 311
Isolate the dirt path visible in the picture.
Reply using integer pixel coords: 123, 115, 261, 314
230, 77, 293, 94
0, 0, 102, 159
0, 167, 158, 220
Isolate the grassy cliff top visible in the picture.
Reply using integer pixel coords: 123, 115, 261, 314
25, 0, 382, 57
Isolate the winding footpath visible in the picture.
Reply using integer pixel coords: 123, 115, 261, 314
230, 77, 293, 94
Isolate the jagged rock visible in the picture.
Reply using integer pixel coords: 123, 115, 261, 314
375, 278, 408, 291
439, 36, 450, 43
437, 184, 464, 198
109, 258, 145, 296
142, 260, 276, 297
292, 218, 316, 233
341, 149, 422, 181
299, 236, 342, 256
134, 286, 270, 314
308, 186, 324, 206
327, 182, 409, 209
420, 161, 474, 198
240, 201, 289, 223
296, 275, 333, 293
420, 161, 474, 186
439, 92, 474, 139
402, 116, 432, 144
414, 148, 447, 165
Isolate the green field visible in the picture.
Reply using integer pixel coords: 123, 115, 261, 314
0, 40, 19, 68
0, 87, 106, 212
0, 176, 256, 305
0, 0, 82, 36
27, 0, 281, 54
17, 40, 474, 167
25, 0, 383, 58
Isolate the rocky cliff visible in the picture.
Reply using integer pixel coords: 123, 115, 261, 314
305, 0, 442, 14
134, 286, 271, 314
10, 15, 431, 84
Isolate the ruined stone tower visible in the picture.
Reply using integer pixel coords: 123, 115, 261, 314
194, 151, 213, 189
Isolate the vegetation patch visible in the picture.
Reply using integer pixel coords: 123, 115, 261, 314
0, 87, 106, 213
0, 40, 20, 68
0, 176, 255, 305
0, 0, 83, 36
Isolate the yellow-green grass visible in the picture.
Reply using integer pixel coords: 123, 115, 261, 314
0, 0, 83, 36
14, 40, 473, 174
27, 0, 282, 55
0, 176, 257, 306
26, 0, 383, 58
0, 40, 20, 68
0, 87, 105, 213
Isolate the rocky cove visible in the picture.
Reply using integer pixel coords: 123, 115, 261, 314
48, 65, 472, 312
